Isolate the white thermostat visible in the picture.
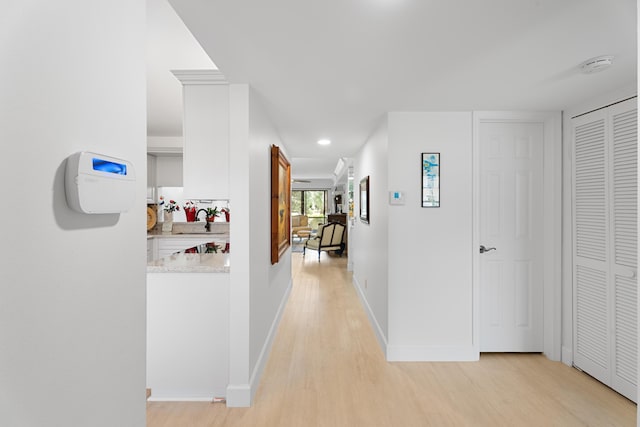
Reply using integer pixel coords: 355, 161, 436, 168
65, 151, 136, 214
389, 191, 405, 205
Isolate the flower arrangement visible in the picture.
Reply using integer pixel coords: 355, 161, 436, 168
183, 201, 197, 222
183, 201, 197, 210
159, 196, 180, 213
206, 206, 221, 221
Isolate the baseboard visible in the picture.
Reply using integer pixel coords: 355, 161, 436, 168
561, 345, 573, 366
352, 276, 388, 358
147, 396, 217, 402
387, 345, 479, 362
226, 279, 292, 407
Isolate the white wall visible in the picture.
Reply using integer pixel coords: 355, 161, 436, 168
387, 112, 474, 361
0, 1, 147, 426
560, 83, 637, 366
227, 85, 291, 406
248, 86, 292, 386
352, 118, 390, 353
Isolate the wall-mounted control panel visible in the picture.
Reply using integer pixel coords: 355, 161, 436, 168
389, 191, 405, 205
65, 151, 136, 214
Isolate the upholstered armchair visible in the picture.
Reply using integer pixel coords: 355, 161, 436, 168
292, 214, 312, 239
303, 222, 346, 261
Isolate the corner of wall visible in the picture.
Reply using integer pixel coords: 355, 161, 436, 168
225, 384, 252, 407
352, 275, 388, 357
561, 346, 573, 367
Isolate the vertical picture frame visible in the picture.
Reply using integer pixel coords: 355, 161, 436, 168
271, 145, 291, 264
421, 153, 440, 207
359, 175, 370, 223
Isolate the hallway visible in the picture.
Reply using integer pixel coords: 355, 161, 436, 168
147, 252, 636, 426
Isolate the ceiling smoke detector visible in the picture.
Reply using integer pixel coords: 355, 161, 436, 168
580, 55, 614, 74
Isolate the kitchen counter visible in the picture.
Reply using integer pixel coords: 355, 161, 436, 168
146, 224, 231, 398
147, 252, 230, 273
147, 256, 230, 399
147, 237, 230, 273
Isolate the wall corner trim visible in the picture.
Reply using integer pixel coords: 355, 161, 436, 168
352, 276, 388, 359
226, 279, 292, 407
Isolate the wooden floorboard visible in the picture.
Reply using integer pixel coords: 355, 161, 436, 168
147, 252, 636, 426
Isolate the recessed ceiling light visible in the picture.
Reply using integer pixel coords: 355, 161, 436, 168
317, 139, 331, 146
580, 55, 614, 74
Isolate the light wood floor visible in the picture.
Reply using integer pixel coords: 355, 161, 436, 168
147, 252, 636, 426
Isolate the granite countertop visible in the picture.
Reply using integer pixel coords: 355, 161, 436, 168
147, 252, 230, 273
147, 234, 231, 273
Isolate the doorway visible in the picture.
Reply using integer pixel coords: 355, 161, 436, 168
472, 112, 562, 358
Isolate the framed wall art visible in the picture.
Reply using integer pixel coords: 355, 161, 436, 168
359, 175, 370, 223
271, 145, 291, 264
421, 153, 440, 208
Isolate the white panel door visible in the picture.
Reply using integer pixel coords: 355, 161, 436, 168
479, 121, 544, 352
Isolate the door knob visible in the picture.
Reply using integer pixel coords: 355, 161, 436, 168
480, 245, 496, 254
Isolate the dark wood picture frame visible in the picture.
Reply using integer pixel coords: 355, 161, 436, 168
359, 175, 370, 224
421, 152, 440, 208
271, 145, 291, 264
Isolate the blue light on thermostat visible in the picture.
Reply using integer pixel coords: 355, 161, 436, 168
92, 158, 127, 175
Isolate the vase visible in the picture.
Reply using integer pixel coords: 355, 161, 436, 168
185, 208, 197, 222
164, 211, 173, 223
224, 211, 230, 222
207, 216, 216, 223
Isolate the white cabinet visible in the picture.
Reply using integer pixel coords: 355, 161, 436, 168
572, 98, 637, 402
155, 154, 183, 187
173, 70, 229, 200
147, 272, 229, 399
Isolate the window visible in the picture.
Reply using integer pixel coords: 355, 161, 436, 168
292, 190, 327, 229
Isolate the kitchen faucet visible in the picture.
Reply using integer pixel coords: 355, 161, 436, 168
196, 208, 211, 232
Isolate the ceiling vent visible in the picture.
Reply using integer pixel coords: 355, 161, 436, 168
580, 55, 614, 74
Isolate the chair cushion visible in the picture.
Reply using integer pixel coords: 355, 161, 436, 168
305, 238, 341, 251
305, 238, 320, 250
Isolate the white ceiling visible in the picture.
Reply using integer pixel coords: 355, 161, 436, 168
146, 0, 216, 137
147, 0, 637, 180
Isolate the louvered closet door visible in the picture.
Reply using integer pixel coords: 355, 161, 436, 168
609, 101, 637, 400
572, 98, 637, 403
573, 109, 610, 387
